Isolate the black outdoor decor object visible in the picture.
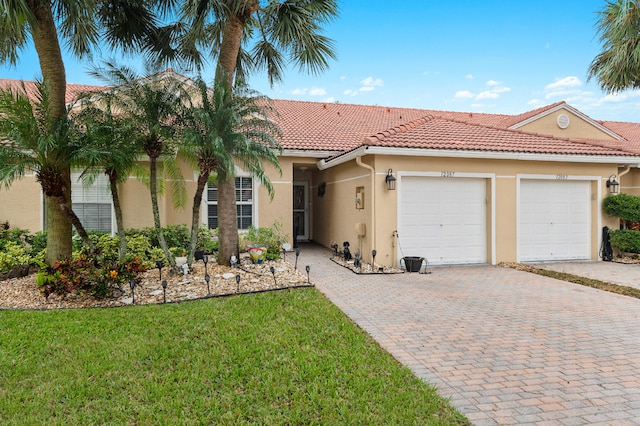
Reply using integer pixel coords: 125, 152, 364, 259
343, 241, 352, 261
402, 256, 424, 273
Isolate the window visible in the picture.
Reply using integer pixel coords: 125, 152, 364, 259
207, 177, 253, 230
71, 172, 113, 233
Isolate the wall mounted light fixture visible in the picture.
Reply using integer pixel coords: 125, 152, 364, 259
606, 175, 620, 194
385, 169, 396, 190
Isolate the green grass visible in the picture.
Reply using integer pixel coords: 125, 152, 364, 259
0, 288, 468, 425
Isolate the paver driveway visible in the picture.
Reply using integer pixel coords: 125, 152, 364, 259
300, 244, 640, 425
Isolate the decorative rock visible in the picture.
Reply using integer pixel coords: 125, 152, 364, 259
149, 290, 163, 296
222, 273, 235, 280
122, 297, 134, 305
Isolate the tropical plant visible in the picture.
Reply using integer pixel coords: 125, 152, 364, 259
241, 221, 288, 261
180, 0, 338, 265
180, 76, 282, 264
88, 61, 189, 268
74, 92, 149, 261
0, 81, 98, 255
0, 0, 179, 263
589, 0, 640, 92
603, 193, 640, 222
609, 229, 640, 253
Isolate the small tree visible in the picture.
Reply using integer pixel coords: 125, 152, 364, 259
180, 76, 282, 264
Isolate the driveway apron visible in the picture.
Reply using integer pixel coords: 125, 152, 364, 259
298, 244, 640, 425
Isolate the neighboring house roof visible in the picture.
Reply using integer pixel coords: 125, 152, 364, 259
0, 78, 105, 104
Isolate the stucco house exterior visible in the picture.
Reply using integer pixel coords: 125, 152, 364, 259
2, 71, 640, 267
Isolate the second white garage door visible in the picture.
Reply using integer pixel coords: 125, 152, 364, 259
519, 179, 591, 262
398, 176, 487, 265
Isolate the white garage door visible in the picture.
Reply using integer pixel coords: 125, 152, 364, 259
519, 179, 591, 262
398, 176, 487, 265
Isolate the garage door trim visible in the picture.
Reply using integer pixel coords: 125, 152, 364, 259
516, 174, 600, 263
397, 171, 496, 265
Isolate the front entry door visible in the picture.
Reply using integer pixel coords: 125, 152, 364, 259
293, 181, 308, 242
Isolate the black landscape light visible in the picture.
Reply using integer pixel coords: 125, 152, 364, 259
156, 260, 164, 282
305, 265, 310, 284
161, 279, 167, 303
371, 249, 377, 268
235, 274, 241, 293
129, 279, 136, 304
282, 246, 287, 261
295, 247, 301, 270
205, 273, 210, 295
203, 254, 209, 277
270, 266, 276, 285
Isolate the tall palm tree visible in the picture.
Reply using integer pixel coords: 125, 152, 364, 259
180, 76, 282, 264
181, 0, 338, 265
89, 62, 188, 268
74, 95, 148, 261
0, 0, 181, 263
0, 81, 98, 254
588, 0, 640, 92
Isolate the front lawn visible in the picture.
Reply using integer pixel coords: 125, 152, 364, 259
0, 288, 468, 425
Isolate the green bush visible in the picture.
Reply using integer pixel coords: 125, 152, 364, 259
241, 221, 288, 260
603, 194, 640, 222
198, 226, 218, 254
609, 229, 640, 254
0, 241, 32, 273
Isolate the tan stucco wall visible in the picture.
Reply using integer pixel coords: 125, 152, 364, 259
517, 109, 617, 140
311, 154, 620, 267
0, 175, 41, 232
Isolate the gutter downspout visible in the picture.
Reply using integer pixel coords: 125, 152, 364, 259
355, 156, 377, 266
618, 165, 632, 180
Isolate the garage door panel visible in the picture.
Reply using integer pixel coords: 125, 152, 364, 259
399, 176, 487, 265
519, 180, 590, 262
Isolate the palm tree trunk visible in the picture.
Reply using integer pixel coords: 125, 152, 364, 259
188, 171, 210, 264
108, 172, 127, 262
217, 177, 238, 266
55, 194, 97, 255
214, 7, 256, 266
150, 157, 175, 267
29, 1, 73, 263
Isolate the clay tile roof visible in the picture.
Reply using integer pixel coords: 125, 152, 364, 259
0, 78, 106, 104
362, 115, 637, 156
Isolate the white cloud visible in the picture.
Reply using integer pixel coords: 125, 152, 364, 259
360, 76, 384, 87
465, 74, 474, 80
308, 87, 327, 96
359, 86, 375, 92
545, 76, 581, 90
491, 86, 511, 94
291, 88, 307, 95
340, 76, 347, 80
476, 91, 499, 100
323, 96, 336, 103
343, 89, 357, 96
486, 80, 500, 87
454, 90, 475, 99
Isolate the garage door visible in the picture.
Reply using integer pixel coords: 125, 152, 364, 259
519, 179, 591, 262
398, 176, 487, 265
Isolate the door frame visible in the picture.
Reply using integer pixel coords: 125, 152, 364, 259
293, 181, 309, 241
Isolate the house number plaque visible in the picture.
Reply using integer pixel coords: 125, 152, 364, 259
441, 171, 455, 178
556, 174, 568, 180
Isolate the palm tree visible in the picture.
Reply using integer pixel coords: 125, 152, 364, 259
588, 0, 640, 92
74, 95, 148, 261
0, 81, 98, 255
180, 76, 282, 264
0, 0, 181, 263
181, 0, 338, 265
89, 62, 188, 268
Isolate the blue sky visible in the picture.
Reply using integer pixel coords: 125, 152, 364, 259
2, 1, 640, 122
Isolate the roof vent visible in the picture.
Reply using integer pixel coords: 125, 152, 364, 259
557, 113, 570, 129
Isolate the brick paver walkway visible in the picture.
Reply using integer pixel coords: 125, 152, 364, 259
298, 244, 640, 425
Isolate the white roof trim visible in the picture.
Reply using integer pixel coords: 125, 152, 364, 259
509, 103, 625, 141
316, 145, 640, 170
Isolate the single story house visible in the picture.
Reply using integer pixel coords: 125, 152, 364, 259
2, 70, 640, 267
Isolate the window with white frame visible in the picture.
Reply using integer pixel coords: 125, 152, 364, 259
207, 176, 253, 230
71, 171, 113, 233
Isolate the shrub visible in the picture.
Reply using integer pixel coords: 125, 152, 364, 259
241, 221, 288, 260
0, 241, 32, 273
198, 226, 218, 254
609, 229, 640, 254
603, 194, 640, 222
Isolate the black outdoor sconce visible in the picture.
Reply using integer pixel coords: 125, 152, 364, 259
385, 168, 396, 190
305, 265, 311, 284
607, 175, 620, 194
